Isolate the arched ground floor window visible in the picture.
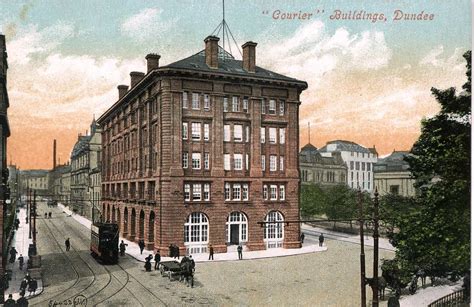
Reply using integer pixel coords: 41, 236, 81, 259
184, 212, 209, 254
264, 211, 284, 248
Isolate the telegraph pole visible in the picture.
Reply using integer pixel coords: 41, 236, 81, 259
358, 188, 366, 307
371, 188, 380, 307
33, 191, 37, 246
28, 188, 31, 239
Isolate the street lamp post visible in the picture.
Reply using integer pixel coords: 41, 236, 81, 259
358, 188, 366, 307
371, 189, 380, 307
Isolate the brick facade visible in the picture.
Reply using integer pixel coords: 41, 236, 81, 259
97, 36, 307, 255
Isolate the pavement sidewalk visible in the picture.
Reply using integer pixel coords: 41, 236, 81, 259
58, 203, 327, 265
4, 207, 43, 301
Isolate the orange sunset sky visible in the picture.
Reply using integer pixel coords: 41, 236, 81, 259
1, 1, 470, 170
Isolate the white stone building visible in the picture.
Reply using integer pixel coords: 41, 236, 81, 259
319, 140, 378, 192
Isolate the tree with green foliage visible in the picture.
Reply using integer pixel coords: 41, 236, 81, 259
300, 184, 327, 218
388, 51, 471, 280
324, 185, 359, 228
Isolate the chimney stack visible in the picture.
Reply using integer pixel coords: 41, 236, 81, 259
204, 36, 220, 69
118, 85, 128, 100
145, 54, 161, 73
53, 139, 57, 170
130, 71, 145, 88
242, 41, 257, 73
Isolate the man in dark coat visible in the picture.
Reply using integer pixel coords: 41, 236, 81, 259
10, 246, 18, 262
154, 251, 161, 270
300, 233, 305, 244
4, 294, 15, 307
65, 238, 71, 251
237, 245, 243, 260
16, 293, 29, 306
119, 240, 128, 256
208, 244, 214, 260
138, 240, 145, 254
319, 233, 325, 247
189, 255, 195, 272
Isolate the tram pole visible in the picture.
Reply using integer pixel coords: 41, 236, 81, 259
358, 188, 366, 307
371, 188, 380, 307
33, 191, 36, 246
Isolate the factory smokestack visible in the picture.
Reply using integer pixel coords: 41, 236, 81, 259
53, 139, 57, 169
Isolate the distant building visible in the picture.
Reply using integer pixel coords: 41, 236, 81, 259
51, 163, 71, 205
70, 119, 101, 219
19, 170, 50, 196
374, 151, 416, 197
299, 143, 347, 186
7, 164, 19, 204
319, 140, 378, 192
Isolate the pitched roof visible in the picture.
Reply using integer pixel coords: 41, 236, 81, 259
71, 135, 91, 159
163, 46, 306, 85
374, 151, 411, 172
319, 140, 371, 153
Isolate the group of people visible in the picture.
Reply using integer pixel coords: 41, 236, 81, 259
144, 250, 162, 272
20, 273, 38, 297
43, 212, 52, 219
300, 232, 325, 247
4, 293, 29, 307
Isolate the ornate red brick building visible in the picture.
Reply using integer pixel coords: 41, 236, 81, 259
97, 36, 307, 254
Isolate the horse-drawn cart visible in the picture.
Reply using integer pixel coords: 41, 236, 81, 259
159, 260, 194, 287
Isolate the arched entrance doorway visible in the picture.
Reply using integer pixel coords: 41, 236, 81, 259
264, 211, 284, 248
148, 211, 155, 244
130, 208, 136, 238
184, 212, 209, 254
226, 212, 248, 245
139, 210, 145, 239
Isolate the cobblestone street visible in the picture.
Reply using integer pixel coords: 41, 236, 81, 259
29, 202, 395, 306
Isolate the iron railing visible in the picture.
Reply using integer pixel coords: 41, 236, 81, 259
428, 289, 469, 307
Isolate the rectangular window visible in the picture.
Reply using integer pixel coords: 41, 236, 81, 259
350, 161, 354, 170
242, 184, 249, 200
234, 154, 243, 170
184, 184, 190, 201
367, 163, 371, 171
224, 154, 231, 170
234, 124, 243, 142
192, 153, 201, 169
362, 162, 366, 171
269, 128, 277, 144
269, 100, 276, 114
260, 127, 265, 143
182, 152, 188, 169
245, 126, 250, 142
193, 184, 201, 201
204, 94, 210, 110
191, 122, 201, 140
203, 183, 210, 201
223, 97, 228, 112
279, 100, 285, 115
356, 162, 360, 171
270, 155, 277, 171
246, 154, 249, 170
261, 100, 266, 114
243, 98, 248, 112
182, 123, 188, 140
225, 183, 231, 200
192, 93, 200, 109
204, 153, 210, 170
270, 185, 277, 200
232, 96, 239, 112
204, 124, 210, 141
263, 185, 268, 200
279, 185, 285, 200
280, 156, 284, 171
224, 125, 231, 142
232, 184, 241, 200
183, 92, 188, 109
279, 128, 285, 144
261, 155, 265, 171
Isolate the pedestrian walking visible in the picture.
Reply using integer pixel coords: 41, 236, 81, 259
44, 213, 47, 219
119, 240, 128, 256
237, 245, 243, 260
144, 254, 153, 272
319, 233, 325, 247
28, 278, 38, 295
65, 238, 71, 251
138, 239, 145, 254
4, 294, 15, 307
154, 250, 161, 270
20, 278, 28, 292
18, 254, 24, 270
208, 244, 214, 260
49, 212, 52, 218
16, 293, 29, 307
10, 246, 18, 263
300, 233, 305, 244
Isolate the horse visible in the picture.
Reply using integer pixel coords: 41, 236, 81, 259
365, 276, 387, 300
180, 261, 194, 288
